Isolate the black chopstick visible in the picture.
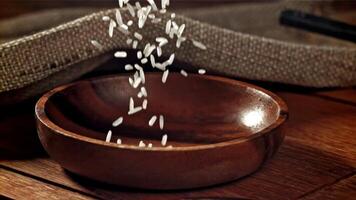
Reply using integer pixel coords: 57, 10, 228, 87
279, 9, 356, 43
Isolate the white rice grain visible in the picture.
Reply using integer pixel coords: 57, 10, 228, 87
148, 0, 158, 11
91, 40, 103, 50
127, 20, 133, 26
141, 58, 148, 64
140, 87, 147, 97
161, 134, 167, 146
112, 116, 123, 127
102, 16, 110, 21
137, 92, 143, 98
148, 14, 155, 19
137, 51, 142, 59
151, 18, 162, 23
135, 2, 141, 10
105, 130, 112, 142
125, 64, 133, 71
167, 145, 173, 148
117, 138, 122, 144
192, 39, 207, 50
118, 0, 124, 8
149, 115, 157, 126
171, 13, 176, 18
156, 37, 168, 47
129, 77, 134, 85
133, 77, 142, 88
114, 51, 127, 58
160, 9, 166, 14
167, 53, 175, 65
129, 97, 134, 110
134, 32, 143, 40
109, 20, 117, 37
178, 24, 185, 37
126, 38, 133, 45
180, 69, 188, 77
128, 106, 142, 115
198, 69, 206, 74
120, 24, 129, 31
157, 46, 162, 57
115, 9, 123, 25
162, 69, 169, 83
150, 55, 156, 67
159, 115, 164, 130
127, 3, 136, 17
142, 99, 148, 109
139, 68, 146, 83
139, 140, 146, 147
148, 143, 153, 148
165, 20, 171, 35
132, 40, 138, 49
134, 64, 143, 71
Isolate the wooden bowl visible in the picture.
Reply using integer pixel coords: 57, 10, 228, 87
35, 73, 288, 190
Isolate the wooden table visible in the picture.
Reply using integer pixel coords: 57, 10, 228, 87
1, 84, 355, 200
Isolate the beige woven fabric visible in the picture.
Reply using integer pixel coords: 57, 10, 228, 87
0, 7, 355, 96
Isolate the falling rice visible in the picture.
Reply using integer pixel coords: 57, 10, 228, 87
162, 69, 169, 83
192, 39, 207, 50
126, 3, 135, 17
148, 143, 153, 148
133, 77, 142, 88
147, 0, 158, 11
161, 134, 167, 146
180, 69, 188, 77
150, 55, 156, 67
159, 115, 164, 130
118, 0, 124, 8
165, 20, 172, 35
198, 69, 206, 74
105, 130, 112, 142
149, 115, 157, 126
134, 32, 143, 40
132, 40, 138, 49
137, 92, 143, 98
139, 68, 145, 83
115, 9, 123, 25
178, 24, 185, 37
157, 46, 162, 57
128, 77, 133, 85
128, 106, 142, 115
156, 37, 168, 47
142, 99, 148, 109
137, 51, 142, 59
126, 38, 133, 45
109, 20, 117, 37
141, 58, 148, 64
140, 87, 147, 97
112, 116, 123, 127
114, 51, 127, 58
102, 16, 110, 21
125, 64, 133, 71
91, 40, 103, 50
135, 2, 141, 9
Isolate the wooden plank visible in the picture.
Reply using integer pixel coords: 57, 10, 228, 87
276, 92, 356, 166
0, 167, 94, 200
301, 174, 356, 200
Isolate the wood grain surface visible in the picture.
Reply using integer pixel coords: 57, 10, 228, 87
1, 90, 355, 199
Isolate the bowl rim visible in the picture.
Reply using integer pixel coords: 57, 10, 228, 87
35, 73, 288, 152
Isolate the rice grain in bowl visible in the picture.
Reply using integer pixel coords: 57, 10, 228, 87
35, 73, 288, 190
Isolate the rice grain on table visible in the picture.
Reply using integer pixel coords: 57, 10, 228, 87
139, 140, 146, 147
150, 55, 156, 67
192, 39, 207, 50
120, 24, 129, 30
148, 14, 155, 19
105, 130, 112, 142
134, 64, 142, 71
137, 51, 142, 59
114, 51, 127, 58
118, 0, 124, 8
161, 134, 167, 146
160, 9, 166, 14
171, 13, 175, 18
198, 69, 206, 74
167, 54, 175, 65
118, 26, 130, 35
127, 3, 136, 17
149, 115, 157, 126
178, 24, 185, 37
180, 69, 188, 77
159, 115, 164, 130
91, 40, 103, 50
167, 145, 173, 148
134, 32, 143, 40
135, 2, 141, 10
141, 58, 148, 64
112, 116, 123, 127
125, 64, 133, 71
129, 97, 134, 110
117, 138, 122, 144
128, 77, 133, 85
137, 92, 143, 98
162, 69, 169, 83
142, 99, 148, 109
156, 37, 168, 47
148, 143, 153, 148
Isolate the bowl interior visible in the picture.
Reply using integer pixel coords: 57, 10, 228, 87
44, 73, 282, 147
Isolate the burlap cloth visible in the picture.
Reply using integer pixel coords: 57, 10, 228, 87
0, 1, 355, 105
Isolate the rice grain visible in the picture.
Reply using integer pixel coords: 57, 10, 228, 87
192, 39, 207, 50
159, 115, 164, 130
112, 116, 123, 127
149, 115, 157, 126
142, 99, 148, 109
198, 69, 206, 74
125, 64, 133, 71
134, 32, 143, 40
162, 69, 169, 83
180, 69, 188, 77
161, 134, 167, 146
114, 51, 127, 58
117, 138, 122, 144
105, 130, 112, 142
91, 40, 103, 50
